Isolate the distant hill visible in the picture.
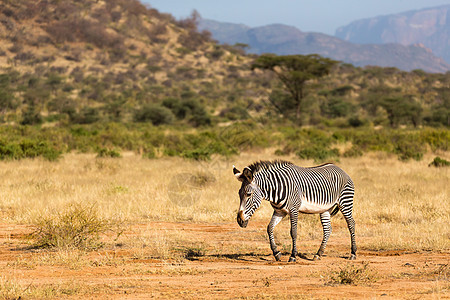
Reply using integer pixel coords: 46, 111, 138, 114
0, 0, 448, 130
198, 19, 450, 73
0, 0, 262, 124
335, 5, 450, 64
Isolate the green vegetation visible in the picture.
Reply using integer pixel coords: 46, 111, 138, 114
0, 123, 446, 162
429, 156, 450, 167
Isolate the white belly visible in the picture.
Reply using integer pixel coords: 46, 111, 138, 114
299, 200, 334, 214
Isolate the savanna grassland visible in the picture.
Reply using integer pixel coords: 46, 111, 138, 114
0, 151, 448, 299
0, 0, 449, 299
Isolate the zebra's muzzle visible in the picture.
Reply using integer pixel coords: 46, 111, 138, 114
237, 211, 248, 228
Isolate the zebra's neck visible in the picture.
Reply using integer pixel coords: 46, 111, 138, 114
255, 169, 292, 206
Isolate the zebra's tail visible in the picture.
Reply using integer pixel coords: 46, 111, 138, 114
329, 203, 340, 217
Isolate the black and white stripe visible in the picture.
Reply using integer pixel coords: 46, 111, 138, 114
234, 160, 356, 262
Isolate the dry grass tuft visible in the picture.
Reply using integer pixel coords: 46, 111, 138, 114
31, 202, 123, 250
0, 276, 23, 300
327, 262, 377, 285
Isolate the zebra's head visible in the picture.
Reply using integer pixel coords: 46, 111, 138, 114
233, 165, 263, 228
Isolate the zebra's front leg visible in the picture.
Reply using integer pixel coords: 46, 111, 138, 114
314, 211, 332, 261
267, 210, 286, 261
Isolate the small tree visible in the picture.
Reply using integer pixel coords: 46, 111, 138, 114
380, 97, 422, 127
252, 54, 337, 124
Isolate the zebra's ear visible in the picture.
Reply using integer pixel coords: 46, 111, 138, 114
233, 165, 243, 181
243, 167, 253, 182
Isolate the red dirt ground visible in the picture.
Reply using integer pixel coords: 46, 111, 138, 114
1, 222, 448, 299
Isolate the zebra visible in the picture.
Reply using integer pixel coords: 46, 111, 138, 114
233, 160, 356, 262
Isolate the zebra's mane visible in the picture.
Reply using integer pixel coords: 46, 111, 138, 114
248, 160, 294, 174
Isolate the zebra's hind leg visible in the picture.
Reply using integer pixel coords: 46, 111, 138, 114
341, 204, 357, 260
314, 211, 332, 261
288, 211, 299, 262
267, 210, 286, 261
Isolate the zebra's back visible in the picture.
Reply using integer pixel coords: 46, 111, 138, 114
289, 163, 353, 213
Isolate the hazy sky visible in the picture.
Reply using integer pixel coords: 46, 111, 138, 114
142, 0, 450, 35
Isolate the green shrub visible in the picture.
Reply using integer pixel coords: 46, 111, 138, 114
181, 148, 211, 161
0, 141, 23, 160
142, 146, 156, 159
428, 157, 450, 167
392, 133, 425, 161
280, 127, 339, 162
296, 145, 339, 162
20, 105, 42, 125
0, 139, 61, 161
218, 122, 268, 150
420, 129, 449, 152
162, 98, 211, 127
348, 116, 365, 127
188, 107, 211, 127
343, 146, 363, 158
134, 104, 175, 125
96, 147, 121, 158
341, 129, 391, 152
219, 106, 250, 121
161, 133, 192, 157
70, 107, 101, 124
322, 97, 353, 118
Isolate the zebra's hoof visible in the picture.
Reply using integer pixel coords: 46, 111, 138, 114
349, 254, 356, 260
288, 256, 296, 263
274, 252, 281, 261
313, 255, 321, 261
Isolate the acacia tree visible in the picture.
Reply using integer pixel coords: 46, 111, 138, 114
252, 54, 337, 123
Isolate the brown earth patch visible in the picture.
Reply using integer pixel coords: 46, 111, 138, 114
0, 222, 448, 299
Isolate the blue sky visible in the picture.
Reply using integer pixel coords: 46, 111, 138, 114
142, 0, 450, 35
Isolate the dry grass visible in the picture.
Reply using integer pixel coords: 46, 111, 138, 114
0, 275, 99, 299
0, 150, 449, 254
326, 262, 378, 285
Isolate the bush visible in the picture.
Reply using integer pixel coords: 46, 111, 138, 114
72, 107, 101, 124
21, 105, 42, 125
162, 98, 211, 127
343, 146, 363, 158
219, 106, 250, 121
181, 148, 211, 161
348, 116, 365, 127
322, 98, 353, 118
0, 139, 61, 161
142, 146, 156, 159
134, 104, 175, 125
296, 146, 339, 162
392, 133, 425, 161
96, 148, 121, 158
280, 128, 338, 161
420, 129, 449, 152
428, 157, 450, 167
31, 203, 115, 250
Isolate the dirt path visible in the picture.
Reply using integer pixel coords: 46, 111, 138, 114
0, 222, 448, 299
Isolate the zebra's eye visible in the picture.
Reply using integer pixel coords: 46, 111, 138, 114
246, 192, 252, 197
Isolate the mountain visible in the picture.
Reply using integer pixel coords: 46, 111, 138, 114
198, 19, 450, 73
335, 5, 450, 64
